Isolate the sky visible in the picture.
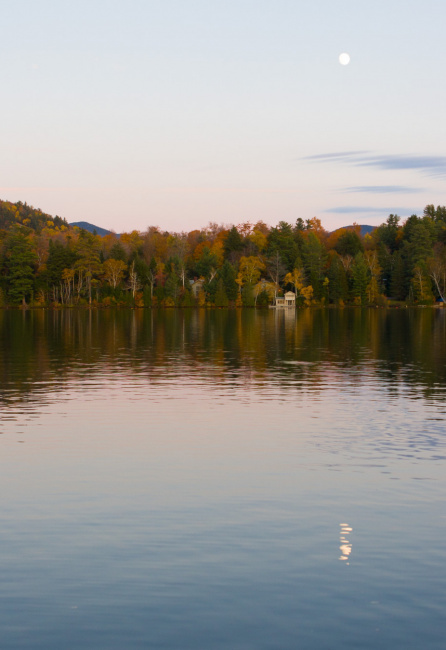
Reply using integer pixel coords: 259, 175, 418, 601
1, 0, 446, 233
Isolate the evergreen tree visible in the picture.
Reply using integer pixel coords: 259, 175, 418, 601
219, 260, 238, 301
109, 241, 127, 262
242, 282, 255, 307
403, 222, 435, 269
327, 254, 348, 304
143, 285, 152, 307
223, 226, 244, 261
424, 205, 446, 244
351, 253, 369, 305
180, 286, 195, 307
335, 230, 364, 257
165, 269, 180, 304
302, 232, 326, 299
390, 251, 406, 300
377, 242, 393, 296
5, 230, 37, 304
132, 255, 149, 286
154, 284, 165, 304
256, 290, 270, 307
195, 246, 218, 279
267, 221, 300, 270
294, 218, 306, 232
214, 278, 229, 307
203, 276, 217, 303
44, 240, 77, 287
375, 214, 401, 253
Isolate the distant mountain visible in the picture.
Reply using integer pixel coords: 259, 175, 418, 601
332, 224, 376, 237
356, 225, 376, 236
69, 221, 118, 237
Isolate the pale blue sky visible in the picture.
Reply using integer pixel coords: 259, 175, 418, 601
1, 0, 445, 232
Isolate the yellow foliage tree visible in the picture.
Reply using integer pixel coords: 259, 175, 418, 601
412, 265, 434, 303
103, 258, 127, 289
301, 285, 314, 306
283, 268, 305, 294
237, 256, 265, 286
254, 280, 276, 302
364, 250, 382, 304
211, 239, 225, 266
248, 229, 268, 252
283, 268, 314, 305
121, 230, 144, 256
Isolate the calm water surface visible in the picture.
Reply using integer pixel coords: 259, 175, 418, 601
0, 308, 445, 649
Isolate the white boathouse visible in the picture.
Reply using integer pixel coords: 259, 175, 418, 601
273, 291, 296, 308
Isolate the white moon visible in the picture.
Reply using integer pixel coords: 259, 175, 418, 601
339, 53, 350, 65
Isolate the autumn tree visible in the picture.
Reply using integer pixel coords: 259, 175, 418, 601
247, 228, 268, 255
73, 230, 102, 303
170, 234, 190, 288
254, 280, 276, 305
283, 267, 307, 305
146, 257, 157, 300
411, 264, 434, 303
103, 258, 127, 289
238, 256, 265, 286
266, 251, 286, 296
61, 268, 75, 303
128, 260, 141, 299
195, 246, 218, 281
427, 244, 446, 302
364, 250, 382, 304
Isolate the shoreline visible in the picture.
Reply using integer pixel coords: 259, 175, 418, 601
1, 303, 443, 311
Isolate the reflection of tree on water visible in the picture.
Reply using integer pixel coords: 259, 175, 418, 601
0, 308, 446, 408
339, 523, 353, 565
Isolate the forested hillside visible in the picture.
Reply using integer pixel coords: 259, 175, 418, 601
1, 198, 445, 307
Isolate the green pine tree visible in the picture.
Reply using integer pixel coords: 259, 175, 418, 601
5, 230, 37, 305
242, 282, 255, 307
352, 253, 369, 305
390, 251, 406, 300
214, 278, 229, 307
219, 260, 238, 301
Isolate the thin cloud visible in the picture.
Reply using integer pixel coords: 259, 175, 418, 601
343, 185, 424, 194
303, 150, 369, 161
305, 151, 446, 178
326, 206, 418, 215
358, 154, 446, 177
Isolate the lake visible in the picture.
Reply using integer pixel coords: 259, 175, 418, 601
0, 307, 445, 649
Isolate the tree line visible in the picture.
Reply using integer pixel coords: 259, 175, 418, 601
1, 199, 446, 308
